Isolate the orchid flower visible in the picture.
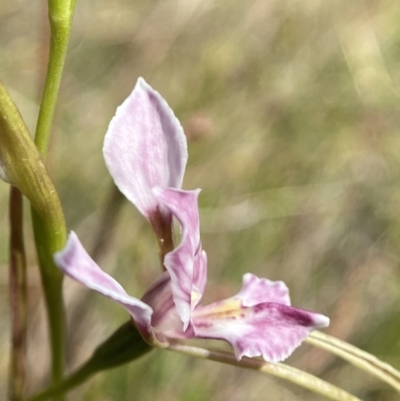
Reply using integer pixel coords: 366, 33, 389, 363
54, 78, 329, 362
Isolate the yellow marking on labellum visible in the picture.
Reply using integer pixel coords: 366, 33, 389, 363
191, 290, 201, 305
194, 299, 246, 319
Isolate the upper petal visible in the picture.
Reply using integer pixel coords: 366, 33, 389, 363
154, 187, 205, 331
193, 299, 329, 362
103, 77, 188, 220
54, 232, 154, 343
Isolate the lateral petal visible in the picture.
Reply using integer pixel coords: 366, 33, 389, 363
54, 232, 154, 342
193, 300, 329, 362
103, 77, 188, 220
235, 273, 291, 307
192, 249, 207, 309
154, 187, 203, 331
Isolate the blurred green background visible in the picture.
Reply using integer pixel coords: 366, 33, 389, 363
1, 0, 400, 399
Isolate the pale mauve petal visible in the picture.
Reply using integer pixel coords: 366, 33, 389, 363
54, 232, 154, 342
154, 187, 202, 331
235, 273, 291, 307
103, 77, 188, 220
192, 250, 207, 308
193, 300, 329, 362
141, 271, 180, 335
141, 271, 196, 343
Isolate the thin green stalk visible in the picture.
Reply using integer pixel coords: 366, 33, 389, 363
0, 81, 68, 401
9, 187, 27, 401
35, 0, 77, 157
33, 1, 77, 397
27, 322, 152, 401
31, 209, 66, 397
28, 361, 93, 401
306, 331, 400, 393
167, 344, 363, 401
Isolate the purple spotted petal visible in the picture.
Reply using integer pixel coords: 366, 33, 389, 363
235, 273, 290, 307
54, 232, 154, 342
103, 77, 188, 220
154, 187, 203, 331
193, 300, 329, 362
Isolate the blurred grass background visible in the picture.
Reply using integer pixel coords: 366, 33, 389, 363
1, 0, 400, 400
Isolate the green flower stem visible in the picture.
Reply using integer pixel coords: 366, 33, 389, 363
33, 0, 77, 397
0, 81, 68, 400
28, 364, 93, 401
35, 0, 77, 157
27, 321, 153, 401
167, 344, 363, 401
306, 331, 400, 393
9, 187, 27, 401
31, 209, 66, 399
